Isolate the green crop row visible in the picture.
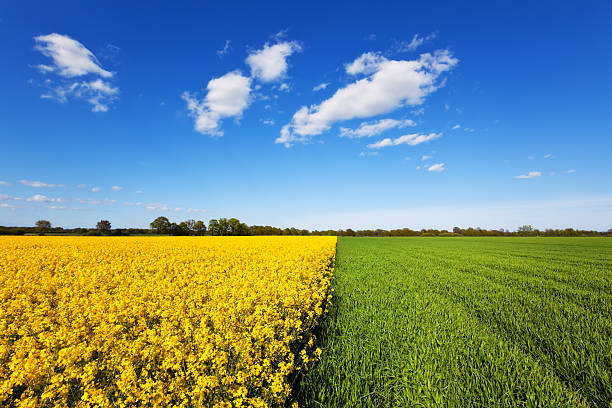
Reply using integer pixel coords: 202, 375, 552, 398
297, 237, 612, 408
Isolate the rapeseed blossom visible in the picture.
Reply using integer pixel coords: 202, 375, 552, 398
0, 236, 336, 407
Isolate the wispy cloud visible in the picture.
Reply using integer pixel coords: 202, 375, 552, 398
393, 32, 437, 52
20, 179, 58, 188
313, 82, 329, 91
91, 186, 101, 192
452, 124, 461, 130
367, 133, 442, 149
0, 181, 10, 186
217, 40, 231, 57
25, 194, 64, 203
421, 155, 432, 161
544, 153, 553, 158
340, 119, 416, 138
515, 171, 542, 179
111, 186, 123, 191
278, 50, 457, 146
567, 169, 576, 174
33, 33, 119, 112
427, 163, 445, 172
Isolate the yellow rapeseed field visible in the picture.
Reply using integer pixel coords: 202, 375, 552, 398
0, 236, 336, 408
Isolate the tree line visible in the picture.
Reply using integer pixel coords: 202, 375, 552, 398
0, 218, 610, 237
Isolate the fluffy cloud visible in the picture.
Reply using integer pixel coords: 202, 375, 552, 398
34, 33, 112, 78
340, 118, 416, 138
452, 124, 461, 130
33, 33, 119, 112
345, 52, 388, 75
20, 179, 57, 188
183, 71, 252, 136
515, 171, 542, 179
246, 41, 301, 82
313, 83, 329, 91
427, 163, 445, 172
278, 50, 457, 146
367, 133, 441, 149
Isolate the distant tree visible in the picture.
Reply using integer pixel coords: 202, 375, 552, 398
194, 220, 207, 235
208, 219, 220, 235
218, 218, 230, 235
97, 220, 111, 232
150, 216, 171, 234
453, 227, 462, 234
228, 218, 248, 235
169, 222, 188, 236
35, 220, 52, 234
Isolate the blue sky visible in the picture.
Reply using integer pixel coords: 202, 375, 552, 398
1, 0, 611, 230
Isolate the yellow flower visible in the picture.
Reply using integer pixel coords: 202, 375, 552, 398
0, 236, 335, 408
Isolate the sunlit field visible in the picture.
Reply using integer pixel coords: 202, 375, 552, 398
0, 236, 336, 407
297, 237, 612, 408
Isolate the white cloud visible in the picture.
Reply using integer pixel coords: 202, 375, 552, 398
359, 151, 379, 157
515, 171, 542, 179
427, 163, 445, 172
278, 50, 457, 146
26, 194, 61, 203
262, 119, 275, 125
20, 179, 57, 188
313, 83, 329, 91
544, 153, 553, 158
411, 107, 425, 116
217, 40, 231, 57
394, 33, 437, 52
0, 203, 16, 209
111, 186, 123, 191
33, 34, 119, 112
146, 202, 169, 211
345, 52, 387, 75
0, 194, 12, 201
367, 133, 441, 149
75, 198, 116, 205
464, 127, 475, 132
34, 33, 112, 78
422, 155, 432, 161
278, 83, 290, 92
246, 41, 301, 82
91, 186, 101, 192
452, 124, 461, 129
567, 169, 576, 174
183, 71, 252, 136
186, 208, 206, 213
0, 181, 10, 186
339, 118, 416, 138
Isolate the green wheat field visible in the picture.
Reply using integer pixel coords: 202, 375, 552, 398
297, 237, 612, 408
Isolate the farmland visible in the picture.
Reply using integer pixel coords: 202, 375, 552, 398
0, 236, 336, 407
297, 237, 612, 408
1, 236, 611, 408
